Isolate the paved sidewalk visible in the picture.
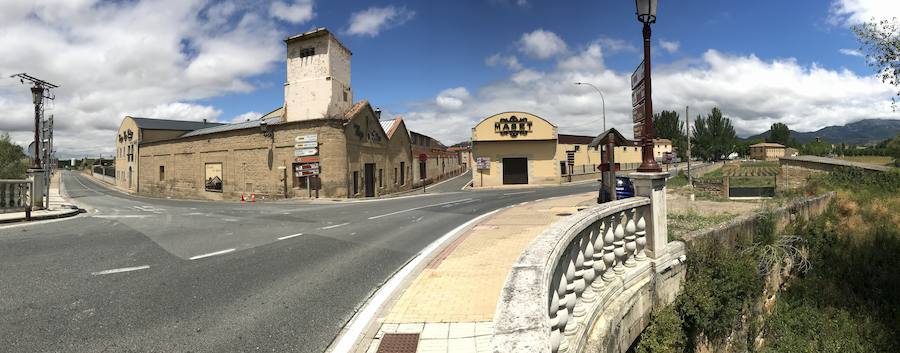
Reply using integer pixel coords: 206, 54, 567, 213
0, 173, 81, 224
358, 192, 596, 353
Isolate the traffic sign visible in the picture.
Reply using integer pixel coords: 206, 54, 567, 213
295, 170, 320, 177
566, 151, 575, 165
631, 81, 645, 107
631, 61, 644, 89
294, 148, 318, 157
295, 134, 317, 143
418, 153, 428, 162
476, 157, 490, 170
295, 163, 319, 170
295, 142, 317, 149
294, 156, 320, 163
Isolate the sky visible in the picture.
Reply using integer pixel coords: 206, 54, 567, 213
0, 0, 898, 158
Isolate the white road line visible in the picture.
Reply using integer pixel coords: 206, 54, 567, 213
503, 191, 536, 196
424, 170, 469, 191
91, 265, 150, 276
367, 198, 474, 220
189, 248, 236, 260
441, 199, 477, 207
320, 222, 350, 230
72, 174, 99, 193
92, 215, 151, 219
277, 233, 304, 240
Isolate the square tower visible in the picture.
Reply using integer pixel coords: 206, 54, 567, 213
283, 28, 352, 122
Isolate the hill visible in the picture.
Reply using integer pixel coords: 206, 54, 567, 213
744, 119, 900, 145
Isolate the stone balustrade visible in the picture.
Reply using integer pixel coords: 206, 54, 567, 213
493, 172, 686, 353
0, 179, 32, 214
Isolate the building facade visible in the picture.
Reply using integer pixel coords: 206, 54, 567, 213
750, 142, 786, 160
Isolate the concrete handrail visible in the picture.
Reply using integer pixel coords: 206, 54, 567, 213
0, 179, 32, 214
493, 197, 653, 353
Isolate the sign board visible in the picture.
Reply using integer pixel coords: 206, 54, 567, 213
295, 169, 320, 177
633, 121, 644, 140
294, 156, 320, 163
294, 162, 320, 177
476, 157, 490, 170
631, 82, 645, 107
632, 102, 645, 123
418, 153, 428, 162
295, 142, 317, 149
295, 134, 317, 143
295, 163, 320, 170
294, 148, 318, 157
566, 151, 575, 165
631, 61, 644, 89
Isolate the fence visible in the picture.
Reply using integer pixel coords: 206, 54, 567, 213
0, 180, 32, 215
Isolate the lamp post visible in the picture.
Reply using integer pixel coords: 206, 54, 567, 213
575, 82, 606, 131
635, 0, 662, 172
30, 85, 44, 168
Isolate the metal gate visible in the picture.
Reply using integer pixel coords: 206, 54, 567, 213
502, 158, 528, 185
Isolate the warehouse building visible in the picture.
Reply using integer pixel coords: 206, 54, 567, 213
116, 28, 460, 200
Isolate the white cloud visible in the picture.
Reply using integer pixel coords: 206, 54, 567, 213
435, 87, 470, 110
486, 53, 523, 70
829, 0, 900, 25
839, 48, 864, 57
231, 111, 264, 123
0, 0, 285, 157
270, 0, 314, 24
518, 29, 568, 59
597, 37, 638, 53
346, 6, 415, 37
659, 39, 680, 53
402, 43, 898, 145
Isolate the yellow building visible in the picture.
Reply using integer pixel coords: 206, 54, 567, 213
750, 142, 785, 160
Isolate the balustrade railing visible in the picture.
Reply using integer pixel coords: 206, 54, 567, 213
0, 179, 32, 214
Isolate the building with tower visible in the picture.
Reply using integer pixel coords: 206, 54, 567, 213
113, 28, 461, 200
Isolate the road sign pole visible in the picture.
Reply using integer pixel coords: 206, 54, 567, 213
637, 22, 661, 173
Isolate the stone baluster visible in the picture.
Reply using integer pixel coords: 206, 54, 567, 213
581, 226, 599, 302
624, 210, 637, 267
601, 215, 617, 281
563, 249, 579, 336
591, 220, 607, 290
572, 237, 587, 318
553, 273, 570, 353
635, 207, 648, 261
613, 212, 627, 274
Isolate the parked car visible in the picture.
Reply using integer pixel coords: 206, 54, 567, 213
616, 176, 635, 199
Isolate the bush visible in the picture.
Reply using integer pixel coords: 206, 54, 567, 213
635, 306, 687, 353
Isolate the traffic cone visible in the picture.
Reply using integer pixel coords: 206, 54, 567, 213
241, 193, 245, 203
250, 193, 256, 203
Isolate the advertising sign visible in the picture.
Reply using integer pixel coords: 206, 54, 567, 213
294, 148, 318, 157
476, 157, 490, 170
295, 134, 317, 143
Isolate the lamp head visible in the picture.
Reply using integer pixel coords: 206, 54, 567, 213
635, 0, 658, 24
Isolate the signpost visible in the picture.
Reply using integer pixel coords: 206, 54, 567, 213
631, 61, 646, 141
294, 148, 318, 157
293, 134, 319, 198
475, 157, 490, 187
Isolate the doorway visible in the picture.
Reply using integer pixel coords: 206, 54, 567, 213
128, 166, 132, 189
502, 158, 528, 184
364, 163, 376, 197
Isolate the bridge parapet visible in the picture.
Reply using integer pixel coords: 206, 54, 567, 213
493, 172, 686, 353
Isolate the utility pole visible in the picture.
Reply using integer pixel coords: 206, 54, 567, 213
12, 73, 58, 211
686, 106, 692, 186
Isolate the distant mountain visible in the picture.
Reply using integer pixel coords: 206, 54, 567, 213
744, 119, 900, 145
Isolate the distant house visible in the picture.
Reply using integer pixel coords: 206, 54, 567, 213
750, 142, 786, 160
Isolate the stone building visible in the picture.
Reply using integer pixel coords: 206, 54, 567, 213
410, 131, 463, 186
119, 28, 459, 200
750, 142, 786, 160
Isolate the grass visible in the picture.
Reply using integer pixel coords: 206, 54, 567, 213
728, 176, 776, 187
666, 172, 689, 189
834, 155, 895, 166
667, 210, 736, 240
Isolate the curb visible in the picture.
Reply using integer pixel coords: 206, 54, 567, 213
0, 207, 84, 225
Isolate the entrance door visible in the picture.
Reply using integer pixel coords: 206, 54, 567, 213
364, 163, 376, 197
128, 167, 132, 189
502, 158, 528, 184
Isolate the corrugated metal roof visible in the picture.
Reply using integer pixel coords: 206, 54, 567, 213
130, 117, 224, 131
180, 116, 283, 138
558, 134, 595, 145
380, 119, 398, 136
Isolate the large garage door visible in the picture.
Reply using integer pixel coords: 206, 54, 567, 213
502, 158, 528, 184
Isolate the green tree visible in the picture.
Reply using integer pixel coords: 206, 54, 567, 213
653, 110, 688, 160
766, 122, 792, 146
735, 139, 763, 158
800, 138, 833, 156
886, 134, 900, 166
852, 18, 900, 107
0, 132, 28, 179
691, 107, 737, 162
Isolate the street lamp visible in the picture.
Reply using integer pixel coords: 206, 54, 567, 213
30, 85, 44, 168
575, 82, 606, 131
635, 0, 661, 172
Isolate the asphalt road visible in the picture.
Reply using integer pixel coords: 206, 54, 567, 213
0, 171, 599, 353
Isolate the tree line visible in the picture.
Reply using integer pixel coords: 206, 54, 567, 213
0, 132, 28, 179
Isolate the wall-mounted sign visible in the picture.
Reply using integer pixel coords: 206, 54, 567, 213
418, 153, 428, 162
295, 142, 317, 149
631, 61, 644, 89
294, 148, 318, 157
476, 157, 490, 170
493, 115, 533, 137
294, 156, 320, 163
566, 151, 575, 165
295, 134, 317, 143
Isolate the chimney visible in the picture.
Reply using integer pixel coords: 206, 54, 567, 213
203, 118, 207, 125
374, 108, 382, 119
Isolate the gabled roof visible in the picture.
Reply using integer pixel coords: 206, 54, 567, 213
379, 117, 403, 138
558, 134, 595, 145
180, 116, 284, 138
129, 117, 224, 131
750, 142, 785, 148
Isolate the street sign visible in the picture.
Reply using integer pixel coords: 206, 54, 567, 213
476, 157, 490, 170
632, 102, 645, 123
633, 122, 644, 140
295, 163, 320, 170
295, 170, 320, 177
294, 156, 320, 163
294, 148, 318, 157
631, 61, 644, 89
295, 142, 317, 149
631, 82, 645, 107
295, 134, 317, 143
566, 151, 575, 165
418, 153, 428, 162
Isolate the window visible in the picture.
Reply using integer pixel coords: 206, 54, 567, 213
299, 47, 315, 58
343, 91, 348, 102
400, 162, 406, 185
378, 169, 383, 188
560, 161, 567, 175
352, 171, 359, 195
394, 168, 398, 184
574, 145, 580, 151
159, 166, 165, 181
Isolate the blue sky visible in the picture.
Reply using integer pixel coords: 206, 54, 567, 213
0, 0, 897, 156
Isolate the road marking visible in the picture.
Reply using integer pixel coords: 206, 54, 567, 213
277, 233, 304, 240
72, 174, 101, 194
319, 222, 350, 230
328, 207, 503, 353
424, 170, 469, 191
92, 215, 151, 219
441, 199, 476, 207
367, 198, 474, 220
189, 248, 236, 260
91, 265, 150, 276
503, 191, 536, 196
